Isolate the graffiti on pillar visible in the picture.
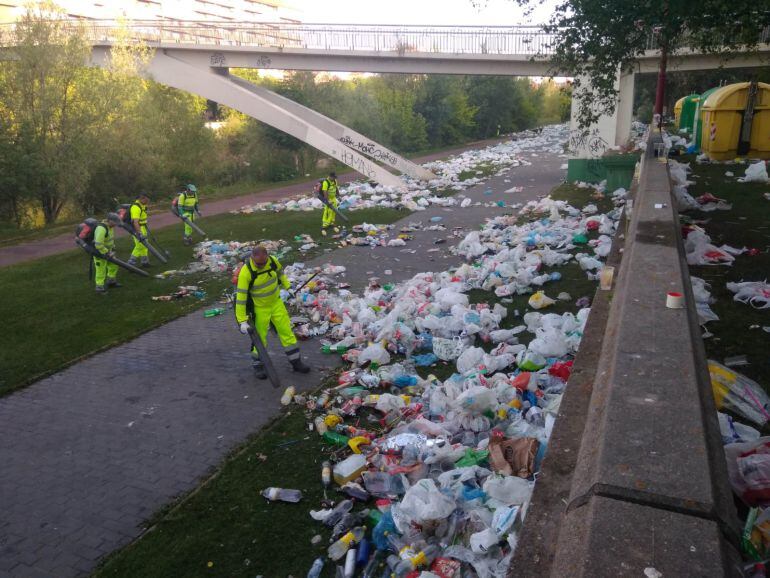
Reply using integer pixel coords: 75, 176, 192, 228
339, 135, 398, 166
339, 149, 377, 180
567, 127, 609, 158
254, 55, 272, 67
210, 52, 227, 67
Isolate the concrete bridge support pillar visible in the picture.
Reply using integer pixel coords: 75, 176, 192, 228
567, 70, 636, 183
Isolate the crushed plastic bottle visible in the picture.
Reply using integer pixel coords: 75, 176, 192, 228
328, 526, 365, 561
261, 487, 302, 503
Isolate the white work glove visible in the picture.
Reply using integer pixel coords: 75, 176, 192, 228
280, 289, 291, 302
239, 321, 250, 334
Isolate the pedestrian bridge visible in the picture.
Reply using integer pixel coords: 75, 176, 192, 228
1, 20, 769, 185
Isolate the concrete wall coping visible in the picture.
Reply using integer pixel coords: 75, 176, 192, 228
512, 131, 740, 577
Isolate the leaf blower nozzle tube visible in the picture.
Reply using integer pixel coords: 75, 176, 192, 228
75, 238, 150, 277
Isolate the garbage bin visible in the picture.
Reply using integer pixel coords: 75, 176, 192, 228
677, 94, 699, 134
603, 153, 640, 191
674, 96, 685, 129
693, 86, 720, 152
701, 82, 770, 160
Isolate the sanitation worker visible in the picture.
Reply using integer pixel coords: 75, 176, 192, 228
176, 183, 201, 246
93, 212, 123, 294
127, 191, 151, 268
235, 245, 310, 378
319, 171, 340, 235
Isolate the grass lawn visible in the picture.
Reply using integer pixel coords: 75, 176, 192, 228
0, 207, 404, 397
681, 156, 770, 390
93, 180, 612, 578
0, 136, 499, 248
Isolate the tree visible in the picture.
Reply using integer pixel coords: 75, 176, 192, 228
415, 75, 477, 147
510, 0, 770, 127
0, 2, 93, 224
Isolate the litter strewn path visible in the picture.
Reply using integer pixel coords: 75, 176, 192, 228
0, 152, 564, 577
0, 137, 509, 269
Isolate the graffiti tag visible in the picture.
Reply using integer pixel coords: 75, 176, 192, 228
339, 135, 398, 166
568, 128, 609, 158
340, 149, 377, 179
210, 52, 226, 66
254, 55, 272, 67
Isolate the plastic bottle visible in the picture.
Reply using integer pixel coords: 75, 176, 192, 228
314, 416, 328, 435
316, 392, 331, 408
372, 511, 397, 550
324, 499, 354, 527
344, 548, 356, 577
356, 537, 371, 566
322, 343, 350, 354
307, 557, 324, 578
321, 461, 332, 488
280, 386, 296, 406
261, 487, 302, 503
328, 526, 365, 561
362, 550, 386, 578
393, 544, 440, 575
323, 431, 350, 446
203, 307, 225, 317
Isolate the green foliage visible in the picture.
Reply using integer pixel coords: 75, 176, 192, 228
0, 8, 569, 231
512, 0, 770, 127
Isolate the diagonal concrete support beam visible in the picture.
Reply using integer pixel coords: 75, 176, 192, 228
221, 71, 437, 182
91, 48, 406, 190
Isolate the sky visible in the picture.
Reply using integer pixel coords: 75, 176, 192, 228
291, 0, 556, 26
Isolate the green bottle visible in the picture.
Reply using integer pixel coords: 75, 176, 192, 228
322, 431, 350, 446
321, 343, 349, 354
204, 307, 225, 318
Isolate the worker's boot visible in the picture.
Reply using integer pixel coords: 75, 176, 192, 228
95, 285, 107, 294
106, 278, 122, 288
140, 257, 150, 268
127, 257, 138, 266
290, 357, 310, 374
252, 360, 267, 380
183, 236, 192, 246
321, 228, 328, 236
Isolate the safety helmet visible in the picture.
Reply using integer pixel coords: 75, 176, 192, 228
186, 184, 197, 193
329, 171, 336, 178
106, 212, 121, 224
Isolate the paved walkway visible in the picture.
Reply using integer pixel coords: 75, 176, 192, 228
0, 150, 565, 577
0, 137, 511, 269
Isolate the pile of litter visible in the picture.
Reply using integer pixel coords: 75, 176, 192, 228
154, 239, 290, 278
263, 188, 626, 576
236, 125, 569, 217
151, 285, 206, 302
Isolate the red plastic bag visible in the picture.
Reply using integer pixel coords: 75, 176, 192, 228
549, 360, 574, 382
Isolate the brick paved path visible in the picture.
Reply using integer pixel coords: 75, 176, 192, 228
0, 151, 564, 577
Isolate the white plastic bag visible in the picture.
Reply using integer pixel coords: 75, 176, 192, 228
457, 346, 485, 374
357, 343, 391, 366
482, 475, 532, 506
394, 479, 456, 529
453, 386, 497, 414
738, 161, 769, 183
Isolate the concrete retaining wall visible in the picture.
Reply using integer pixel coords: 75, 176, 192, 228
512, 132, 741, 577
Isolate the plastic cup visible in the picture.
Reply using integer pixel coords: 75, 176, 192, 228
599, 266, 615, 290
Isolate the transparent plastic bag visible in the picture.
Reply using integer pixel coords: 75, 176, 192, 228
433, 336, 465, 361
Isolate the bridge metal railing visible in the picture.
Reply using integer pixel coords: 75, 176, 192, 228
0, 20, 557, 56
